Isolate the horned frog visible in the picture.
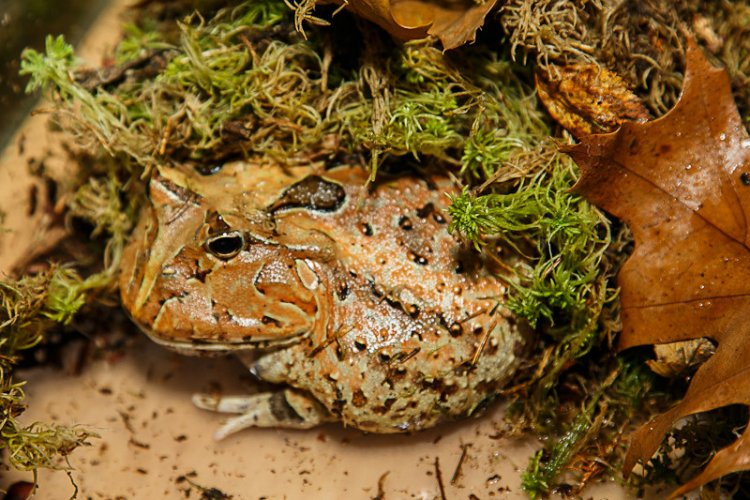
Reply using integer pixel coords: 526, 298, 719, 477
119, 161, 529, 438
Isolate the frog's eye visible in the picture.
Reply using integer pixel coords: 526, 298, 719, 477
206, 231, 244, 260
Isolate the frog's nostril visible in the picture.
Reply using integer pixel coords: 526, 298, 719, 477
261, 315, 283, 328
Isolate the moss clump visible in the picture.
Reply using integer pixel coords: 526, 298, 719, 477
0, 267, 96, 471
449, 145, 611, 331
21, 4, 547, 177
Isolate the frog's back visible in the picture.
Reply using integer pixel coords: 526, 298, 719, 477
267, 166, 527, 432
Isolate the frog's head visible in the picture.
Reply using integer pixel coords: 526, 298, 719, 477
119, 169, 338, 353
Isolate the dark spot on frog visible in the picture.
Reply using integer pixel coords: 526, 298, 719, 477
332, 395, 346, 415
449, 322, 463, 337
741, 172, 750, 186
454, 247, 483, 274
335, 344, 346, 361
407, 304, 420, 318
383, 295, 404, 313
193, 264, 212, 283
166, 290, 189, 302
195, 164, 223, 176
420, 378, 459, 402
352, 390, 367, 407
439, 385, 459, 402
354, 339, 367, 351
268, 175, 346, 213
269, 392, 304, 422
389, 366, 408, 381
337, 283, 350, 300
373, 398, 397, 415
261, 315, 282, 327
657, 144, 671, 156
45, 177, 58, 209
378, 352, 391, 363
361, 222, 373, 236
410, 252, 428, 265
370, 281, 385, 298
453, 361, 472, 376
421, 174, 439, 191
484, 340, 499, 357
390, 348, 420, 365
398, 216, 413, 230
416, 202, 434, 219
433, 212, 446, 224
28, 184, 38, 216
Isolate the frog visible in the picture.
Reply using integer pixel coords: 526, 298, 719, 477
119, 160, 529, 438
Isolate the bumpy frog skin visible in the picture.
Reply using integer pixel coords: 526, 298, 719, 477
120, 162, 528, 437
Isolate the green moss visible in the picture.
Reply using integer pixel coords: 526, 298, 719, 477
0, 267, 96, 471
449, 144, 612, 331
447, 141, 631, 496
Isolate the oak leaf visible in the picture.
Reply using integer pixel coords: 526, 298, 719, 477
565, 40, 750, 496
330, 0, 497, 50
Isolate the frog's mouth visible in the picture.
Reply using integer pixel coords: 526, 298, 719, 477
137, 324, 311, 354
127, 285, 321, 354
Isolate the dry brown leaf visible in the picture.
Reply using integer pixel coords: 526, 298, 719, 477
536, 64, 649, 138
646, 338, 715, 379
332, 0, 497, 50
565, 39, 750, 497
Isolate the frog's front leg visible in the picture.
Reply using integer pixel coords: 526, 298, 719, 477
193, 388, 334, 439
194, 349, 335, 438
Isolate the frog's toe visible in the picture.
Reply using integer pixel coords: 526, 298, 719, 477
192, 389, 334, 439
192, 393, 255, 413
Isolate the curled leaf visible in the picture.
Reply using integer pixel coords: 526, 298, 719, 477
536, 63, 649, 138
645, 338, 715, 379
326, 0, 498, 49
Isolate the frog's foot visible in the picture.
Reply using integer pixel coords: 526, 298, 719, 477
192, 388, 334, 439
